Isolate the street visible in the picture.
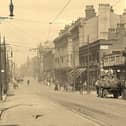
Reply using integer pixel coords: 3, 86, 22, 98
1, 1, 126, 126
0, 78, 126, 126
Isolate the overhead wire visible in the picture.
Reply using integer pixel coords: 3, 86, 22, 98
51, 0, 72, 24
1, 20, 42, 46
47, 0, 72, 41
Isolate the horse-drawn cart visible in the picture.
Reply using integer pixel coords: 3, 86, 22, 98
96, 76, 122, 98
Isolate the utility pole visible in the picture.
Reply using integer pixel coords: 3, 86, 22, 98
122, 48, 126, 80
3, 36, 8, 94
87, 35, 90, 94
0, 34, 2, 100
73, 45, 76, 91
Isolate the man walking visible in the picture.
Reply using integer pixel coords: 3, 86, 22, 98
27, 79, 30, 86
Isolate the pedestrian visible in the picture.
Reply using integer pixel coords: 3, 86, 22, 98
95, 79, 100, 97
83, 80, 87, 91
54, 80, 58, 91
54, 84, 58, 91
13, 80, 18, 89
27, 79, 30, 86
80, 80, 87, 95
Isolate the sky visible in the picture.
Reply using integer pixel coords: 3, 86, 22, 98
0, 0, 125, 66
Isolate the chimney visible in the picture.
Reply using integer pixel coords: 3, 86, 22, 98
123, 9, 126, 15
116, 23, 125, 32
116, 23, 126, 38
85, 5, 96, 19
108, 28, 116, 39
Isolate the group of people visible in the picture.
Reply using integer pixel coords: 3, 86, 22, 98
54, 80, 72, 92
13, 79, 30, 89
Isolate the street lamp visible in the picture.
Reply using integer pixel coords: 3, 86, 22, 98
0, 0, 14, 24
9, 0, 14, 17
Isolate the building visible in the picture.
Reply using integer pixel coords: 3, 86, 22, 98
37, 42, 54, 81
79, 39, 113, 88
102, 22, 126, 80
103, 51, 126, 80
43, 49, 55, 81
53, 3, 126, 89
79, 4, 122, 46
54, 30, 73, 83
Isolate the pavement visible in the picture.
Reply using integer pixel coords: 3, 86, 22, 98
0, 78, 100, 126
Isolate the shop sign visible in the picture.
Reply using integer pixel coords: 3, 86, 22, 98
100, 45, 109, 49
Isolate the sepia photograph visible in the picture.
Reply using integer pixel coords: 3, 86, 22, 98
0, 0, 126, 126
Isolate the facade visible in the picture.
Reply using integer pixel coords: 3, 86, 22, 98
102, 22, 126, 80
103, 51, 126, 80
79, 39, 113, 87
37, 42, 54, 81
80, 4, 123, 46
53, 4, 126, 89
54, 30, 73, 83
43, 49, 55, 81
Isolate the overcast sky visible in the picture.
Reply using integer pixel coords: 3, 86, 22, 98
0, 0, 125, 66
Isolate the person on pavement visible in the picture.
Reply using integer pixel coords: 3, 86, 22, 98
27, 79, 30, 86
95, 78, 100, 97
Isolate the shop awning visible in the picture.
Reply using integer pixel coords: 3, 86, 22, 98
67, 68, 86, 79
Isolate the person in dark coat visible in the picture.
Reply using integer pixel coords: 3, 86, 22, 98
27, 80, 30, 86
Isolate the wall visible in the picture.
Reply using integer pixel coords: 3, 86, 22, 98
83, 16, 98, 45
98, 4, 120, 40
54, 33, 73, 70
110, 13, 120, 29
98, 4, 111, 39
43, 51, 54, 72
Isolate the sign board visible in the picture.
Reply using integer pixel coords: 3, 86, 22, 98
100, 45, 109, 49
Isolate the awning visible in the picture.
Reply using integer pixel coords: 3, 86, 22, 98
67, 68, 86, 79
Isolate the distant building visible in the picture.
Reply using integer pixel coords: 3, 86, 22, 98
37, 42, 54, 81
43, 49, 55, 81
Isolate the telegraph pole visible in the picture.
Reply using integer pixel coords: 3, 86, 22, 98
73, 46, 76, 91
0, 34, 2, 100
3, 36, 8, 94
87, 35, 90, 94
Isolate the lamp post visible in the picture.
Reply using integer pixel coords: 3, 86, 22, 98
0, 0, 14, 24
9, 0, 14, 17
0, 35, 2, 100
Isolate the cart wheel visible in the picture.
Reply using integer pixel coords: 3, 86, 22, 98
113, 93, 118, 98
102, 89, 108, 98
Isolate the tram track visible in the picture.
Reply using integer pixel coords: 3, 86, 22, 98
37, 92, 112, 126
54, 100, 113, 126
36, 86, 126, 126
